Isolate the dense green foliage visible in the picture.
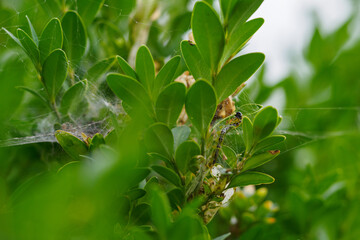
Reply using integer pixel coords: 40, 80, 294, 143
0, 0, 359, 239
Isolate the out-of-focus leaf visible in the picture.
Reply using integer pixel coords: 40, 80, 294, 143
181, 40, 212, 81
86, 57, 116, 83
144, 123, 174, 160
253, 135, 285, 153
215, 53, 265, 102
89, 133, 105, 151
17, 29, 39, 67
167, 188, 185, 209
55, 130, 88, 160
192, 1, 225, 73
155, 82, 186, 127
222, 145, 237, 169
135, 45, 155, 95
42, 49, 68, 103
242, 116, 253, 154
130, 203, 151, 225
25, 15, 38, 45
172, 126, 191, 151
152, 165, 182, 187
62, 11, 87, 65
39, 18, 63, 64
242, 150, 280, 172
76, 0, 105, 26
150, 187, 172, 238
214, 232, 231, 240
126, 188, 146, 201
60, 80, 87, 114
227, 171, 274, 188
175, 140, 201, 174
185, 80, 217, 136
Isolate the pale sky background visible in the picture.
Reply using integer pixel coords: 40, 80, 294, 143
247, 0, 353, 83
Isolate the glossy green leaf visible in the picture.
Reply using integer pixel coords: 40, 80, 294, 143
76, 0, 105, 26
253, 106, 279, 142
25, 15, 38, 45
17, 29, 39, 67
220, 0, 237, 24
39, 18, 63, 64
106, 73, 155, 120
172, 126, 191, 151
60, 80, 87, 114
215, 53, 265, 102
242, 150, 280, 172
180, 40, 212, 81
62, 11, 87, 65
192, 1, 225, 72
253, 135, 286, 153
135, 45, 155, 95
175, 140, 201, 174
86, 57, 115, 83
242, 116, 253, 154
55, 130, 88, 160
42, 49, 68, 103
155, 82, 186, 127
227, 171, 274, 188
152, 165, 182, 187
144, 123, 174, 159
185, 80, 217, 136
153, 55, 180, 98
228, 0, 263, 35
222, 145, 237, 168
221, 18, 264, 66
117, 55, 137, 79
150, 187, 172, 238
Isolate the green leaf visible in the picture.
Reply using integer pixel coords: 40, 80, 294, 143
55, 130, 88, 160
130, 203, 151, 225
2, 27, 22, 47
153, 55, 180, 98
25, 15, 38, 45
144, 123, 174, 159
220, 0, 237, 24
106, 73, 155, 121
172, 126, 191, 151
117, 55, 137, 79
185, 80, 217, 136
42, 49, 68, 103
167, 188, 185, 209
155, 82, 186, 127
214, 233, 231, 240
253, 135, 285, 153
150, 187, 172, 238
222, 145, 237, 169
242, 116, 253, 154
228, 0, 263, 35
242, 150, 280, 172
180, 40, 212, 81
89, 133, 105, 151
17, 29, 40, 67
76, 0, 105, 26
221, 18, 264, 66
253, 106, 279, 142
126, 188, 146, 201
86, 57, 116, 83
152, 165, 182, 187
227, 171, 274, 188
17, 86, 49, 108
62, 11, 87, 65
192, 1, 225, 73
39, 18, 63, 64
135, 45, 155, 95
215, 53, 265, 102
60, 80, 87, 114
175, 140, 201, 174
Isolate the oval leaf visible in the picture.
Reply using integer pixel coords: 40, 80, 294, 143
42, 49, 68, 103
153, 55, 180, 98
227, 171, 274, 188
242, 150, 280, 172
117, 55, 137, 80
152, 165, 182, 187
155, 82, 186, 127
144, 123, 174, 159
172, 125, 191, 151
55, 130, 88, 160
180, 40, 212, 81
175, 140, 201, 174
192, 1, 225, 72
253, 135, 285, 153
17, 29, 39, 67
39, 18, 63, 64
253, 106, 279, 141
215, 53, 265, 102
25, 15, 38, 45
186, 80, 217, 136
106, 73, 155, 121
135, 45, 155, 95
62, 11, 87, 65
60, 80, 87, 114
